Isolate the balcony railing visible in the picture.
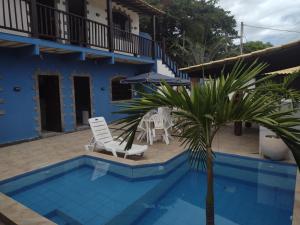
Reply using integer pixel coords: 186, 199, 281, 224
114, 28, 152, 57
155, 42, 189, 79
35, 2, 109, 49
0, 0, 31, 34
0, 0, 154, 57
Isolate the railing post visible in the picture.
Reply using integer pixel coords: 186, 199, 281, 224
162, 37, 166, 51
106, 0, 114, 52
30, 0, 38, 37
151, 15, 156, 59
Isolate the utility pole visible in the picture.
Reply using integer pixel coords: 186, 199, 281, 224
225, 33, 228, 53
151, 15, 156, 59
240, 21, 244, 55
182, 31, 185, 49
107, 0, 114, 52
235, 21, 245, 136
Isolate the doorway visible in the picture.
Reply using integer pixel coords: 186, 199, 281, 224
38, 75, 62, 133
37, 0, 56, 40
68, 0, 87, 45
73, 76, 91, 126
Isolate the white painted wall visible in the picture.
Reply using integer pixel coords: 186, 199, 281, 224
112, 2, 139, 35
87, 0, 107, 25
87, 0, 139, 53
86, 0, 139, 34
156, 59, 175, 77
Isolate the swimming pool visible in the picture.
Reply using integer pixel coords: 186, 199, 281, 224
0, 153, 297, 225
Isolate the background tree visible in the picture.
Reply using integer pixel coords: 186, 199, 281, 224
115, 62, 300, 225
140, 0, 237, 67
243, 41, 273, 53
141, 1, 275, 67
226, 41, 274, 57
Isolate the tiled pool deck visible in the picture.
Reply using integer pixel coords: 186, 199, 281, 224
0, 124, 299, 225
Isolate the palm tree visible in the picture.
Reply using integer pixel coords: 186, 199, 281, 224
115, 61, 300, 225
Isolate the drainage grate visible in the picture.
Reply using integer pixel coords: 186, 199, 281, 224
224, 186, 236, 193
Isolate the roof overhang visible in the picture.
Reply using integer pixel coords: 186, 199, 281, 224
180, 39, 300, 77
113, 0, 165, 16
265, 66, 300, 75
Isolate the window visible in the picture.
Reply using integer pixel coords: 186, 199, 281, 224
111, 77, 132, 101
113, 11, 131, 32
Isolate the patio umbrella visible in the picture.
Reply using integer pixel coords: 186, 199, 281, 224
120, 72, 190, 86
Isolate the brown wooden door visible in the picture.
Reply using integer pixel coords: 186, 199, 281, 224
38, 75, 62, 132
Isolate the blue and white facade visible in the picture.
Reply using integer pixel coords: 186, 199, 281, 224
0, 0, 187, 145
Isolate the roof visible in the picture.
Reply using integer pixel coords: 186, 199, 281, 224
113, 0, 165, 16
266, 66, 300, 75
180, 39, 300, 77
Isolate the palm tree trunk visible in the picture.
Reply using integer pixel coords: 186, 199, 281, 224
206, 146, 215, 225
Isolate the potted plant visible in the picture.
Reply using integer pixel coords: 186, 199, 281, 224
261, 134, 289, 160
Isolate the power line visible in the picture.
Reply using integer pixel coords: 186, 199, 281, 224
243, 24, 300, 34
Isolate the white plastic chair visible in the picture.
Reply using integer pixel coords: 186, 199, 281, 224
137, 110, 156, 144
86, 117, 148, 158
158, 107, 174, 130
149, 113, 171, 144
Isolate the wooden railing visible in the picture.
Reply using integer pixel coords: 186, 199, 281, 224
0, 0, 31, 34
36, 2, 109, 49
155, 42, 189, 79
114, 28, 153, 57
0, 0, 154, 57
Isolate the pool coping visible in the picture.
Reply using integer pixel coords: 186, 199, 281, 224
0, 193, 56, 225
0, 150, 299, 225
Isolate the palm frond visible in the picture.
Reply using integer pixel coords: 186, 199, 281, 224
114, 61, 300, 170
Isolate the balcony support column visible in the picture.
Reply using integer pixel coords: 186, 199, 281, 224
151, 15, 156, 59
106, 0, 114, 52
30, 0, 39, 37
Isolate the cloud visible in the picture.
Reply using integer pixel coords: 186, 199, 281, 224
218, 0, 300, 45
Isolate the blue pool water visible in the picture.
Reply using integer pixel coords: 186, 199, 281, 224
0, 153, 297, 225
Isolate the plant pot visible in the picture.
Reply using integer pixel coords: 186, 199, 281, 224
261, 135, 289, 160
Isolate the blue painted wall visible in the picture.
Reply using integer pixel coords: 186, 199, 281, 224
0, 48, 153, 145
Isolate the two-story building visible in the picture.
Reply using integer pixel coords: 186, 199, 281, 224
0, 0, 188, 145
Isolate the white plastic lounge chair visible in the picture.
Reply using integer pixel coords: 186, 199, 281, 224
86, 117, 148, 159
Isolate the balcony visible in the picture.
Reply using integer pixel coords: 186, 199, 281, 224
0, 0, 154, 58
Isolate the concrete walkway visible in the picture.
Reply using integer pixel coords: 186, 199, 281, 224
0, 124, 259, 180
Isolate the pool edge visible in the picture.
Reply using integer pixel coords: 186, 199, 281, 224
0, 193, 56, 225
1, 150, 299, 225
292, 171, 300, 225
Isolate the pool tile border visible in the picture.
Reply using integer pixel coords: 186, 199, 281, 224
0, 152, 188, 186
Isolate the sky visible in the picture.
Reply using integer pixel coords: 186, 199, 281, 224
218, 0, 300, 46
